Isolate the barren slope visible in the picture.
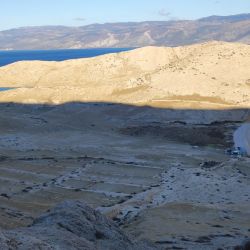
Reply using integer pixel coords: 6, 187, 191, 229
0, 42, 250, 250
0, 42, 250, 109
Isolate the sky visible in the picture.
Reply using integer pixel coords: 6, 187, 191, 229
1, 0, 250, 31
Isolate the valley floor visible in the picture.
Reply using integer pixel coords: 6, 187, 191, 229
0, 102, 249, 249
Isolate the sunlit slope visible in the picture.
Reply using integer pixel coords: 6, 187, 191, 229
0, 42, 250, 107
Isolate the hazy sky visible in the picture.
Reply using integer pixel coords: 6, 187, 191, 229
1, 0, 250, 30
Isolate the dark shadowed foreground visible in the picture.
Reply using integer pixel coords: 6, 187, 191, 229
0, 201, 158, 250
0, 102, 249, 249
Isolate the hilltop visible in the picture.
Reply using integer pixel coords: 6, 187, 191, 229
0, 14, 250, 50
0, 41, 250, 109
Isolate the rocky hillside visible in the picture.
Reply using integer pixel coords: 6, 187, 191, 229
0, 201, 158, 250
0, 41, 250, 109
0, 14, 250, 50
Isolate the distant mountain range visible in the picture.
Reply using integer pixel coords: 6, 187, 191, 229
0, 13, 250, 50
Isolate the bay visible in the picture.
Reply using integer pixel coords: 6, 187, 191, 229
0, 48, 134, 67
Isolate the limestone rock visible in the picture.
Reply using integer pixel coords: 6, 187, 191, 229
0, 201, 158, 250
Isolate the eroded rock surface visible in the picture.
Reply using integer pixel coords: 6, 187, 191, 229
0, 201, 158, 250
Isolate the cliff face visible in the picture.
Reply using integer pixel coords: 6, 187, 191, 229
0, 14, 250, 50
0, 42, 250, 109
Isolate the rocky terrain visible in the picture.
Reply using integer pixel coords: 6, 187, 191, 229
0, 13, 250, 50
0, 42, 249, 249
0, 201, 157, 250
0, 41, 250, 109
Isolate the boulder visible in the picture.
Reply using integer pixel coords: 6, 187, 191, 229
0, 201, 159, 250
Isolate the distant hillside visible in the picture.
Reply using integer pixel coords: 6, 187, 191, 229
0, 41, 250, 109
0, 14, 250, 50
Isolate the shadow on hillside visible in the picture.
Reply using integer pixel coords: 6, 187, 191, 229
0, 101, 249, 149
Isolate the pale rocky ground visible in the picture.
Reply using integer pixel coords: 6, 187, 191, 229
0, 42, 250, 249
0, 41, 250, 108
